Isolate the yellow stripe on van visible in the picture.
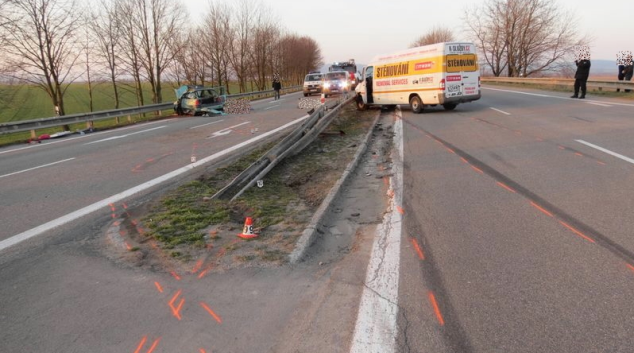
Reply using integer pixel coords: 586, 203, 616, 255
374, 88, 441, 94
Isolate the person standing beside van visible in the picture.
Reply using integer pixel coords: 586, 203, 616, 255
272, 75, 282, 100
571, 58, 591, 99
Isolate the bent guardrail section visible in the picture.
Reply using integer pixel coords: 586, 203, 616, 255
212, 93, 355, 201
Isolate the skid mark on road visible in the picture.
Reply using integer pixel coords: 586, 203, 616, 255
471, 117, 607, 166
408, 119, 634, 272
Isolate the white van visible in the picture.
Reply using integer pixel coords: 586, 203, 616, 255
355, 42, 481, 113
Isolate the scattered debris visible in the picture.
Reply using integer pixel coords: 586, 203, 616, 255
298, 97, 321, 110
224, 98, 252, 114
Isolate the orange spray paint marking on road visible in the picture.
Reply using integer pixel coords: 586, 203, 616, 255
536, 137, 544, 142
169, 290, 185, 320
496, 182, 516, 193
125, 242, 132, 250
200, 349, 207, 353
192, 259, 204, 274
446, 147, 456, 154
627, 264, 634, 274
471, 166, 484, 174
170, 271, 181, 281
113, 221, 121, 226
597, 161, 606, 166
131, 219, 138, 226
428, 292, 445, 326
460, 157, 469, 164
119, 230, 127, 237
200, 302, 223, 324
397, 206, 405, 215
558, 221, 595, 243
558, 145, 566, 150
123, 203, 129, 209
134, 336, 147, 353
109, 203, 116, 212
575, 152, 583, 157
146, 338, 160, 353
154, 281, 163, 293
198, 265, 213, 279
530, 202, 553, 217
383, 176, 389, 187
411, 238, 425, 260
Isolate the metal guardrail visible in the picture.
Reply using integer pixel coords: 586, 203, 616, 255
482, 77, 634, 90
0, 85, 302, 136
212, 92, 355, 201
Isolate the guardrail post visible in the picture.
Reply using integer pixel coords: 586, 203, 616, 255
127, 115, 132, 123
30, 129, 36, 139
86, 121, 94, 129
115, 116, 120, 125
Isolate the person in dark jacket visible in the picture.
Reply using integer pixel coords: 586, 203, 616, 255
571, 59, 591, 99
617, 64, 625, 92
272, 75, 282, 100
623, 56, 633, 93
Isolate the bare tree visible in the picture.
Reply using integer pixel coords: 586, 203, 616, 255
248, 5, 280, 90
202, 1, 233, 92
1, 0, 82, 117
230, 0, 259, 93
89, 0, 122, 109
410, 26, 455, 47
132, 0, 187, 104
117, 0, 145, 106
464, 0, 587, 77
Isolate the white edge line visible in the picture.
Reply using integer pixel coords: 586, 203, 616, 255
0, 119, 174, 156
0, 158, 76, 179
490, 107, 511, 115
483, 86, 634, 107
0, 115, 308, 252
586, 102, 612, 107
190, 119, 225, 130
575, 140, 634, 164
350, 106, 403, 353
264, 105, 281, 110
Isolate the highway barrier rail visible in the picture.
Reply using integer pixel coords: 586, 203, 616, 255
0, 85, 302, 138
212, 93, 356, 201
482, 77, 634, 91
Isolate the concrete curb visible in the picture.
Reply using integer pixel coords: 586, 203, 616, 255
289, 109, 382, 264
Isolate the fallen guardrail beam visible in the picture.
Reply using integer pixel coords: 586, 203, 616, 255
211, 93, 355, 201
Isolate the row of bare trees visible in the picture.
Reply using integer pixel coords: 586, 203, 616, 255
410, 0, 588, 77
172, 1, 322, 93
0, 0, 323, 117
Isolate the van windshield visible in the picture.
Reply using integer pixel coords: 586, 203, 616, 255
306, 75, 322, 81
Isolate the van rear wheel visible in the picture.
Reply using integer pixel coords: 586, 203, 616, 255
410, 96, 423, 114
443, 103, 457, 111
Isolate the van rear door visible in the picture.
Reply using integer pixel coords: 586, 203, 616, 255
445, 44, 479, 98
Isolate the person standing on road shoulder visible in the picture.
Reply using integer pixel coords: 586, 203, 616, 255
617, 64, 625, 92
571, 58, 591, 99
272, 75, 282, 100
623, 56, 633, 93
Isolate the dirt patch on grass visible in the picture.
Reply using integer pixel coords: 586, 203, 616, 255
107, 102, 379, 274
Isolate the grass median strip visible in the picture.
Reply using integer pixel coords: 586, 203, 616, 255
130, 103, 378, 270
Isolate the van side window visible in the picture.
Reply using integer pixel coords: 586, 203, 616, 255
365, 66, 374, 79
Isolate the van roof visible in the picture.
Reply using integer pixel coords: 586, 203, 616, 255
370, 42, 476, 64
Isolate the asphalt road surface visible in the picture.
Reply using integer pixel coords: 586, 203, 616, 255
2, 86, 634, 352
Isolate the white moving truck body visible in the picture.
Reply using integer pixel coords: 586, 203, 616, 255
355, 42, 481, 113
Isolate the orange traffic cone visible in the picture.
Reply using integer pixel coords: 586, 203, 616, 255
238, 217, 258, 239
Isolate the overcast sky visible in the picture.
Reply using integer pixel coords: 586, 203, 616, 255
184, 0, 628, 65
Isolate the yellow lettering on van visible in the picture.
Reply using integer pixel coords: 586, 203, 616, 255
446, 54, 478, 73
376, 62, 410, 79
